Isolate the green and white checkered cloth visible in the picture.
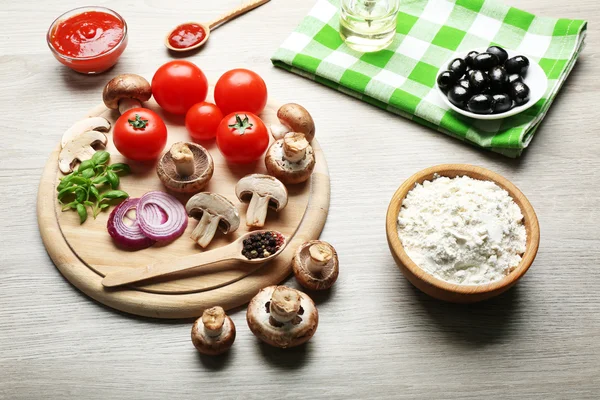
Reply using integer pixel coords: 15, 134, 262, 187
271, 0, 586, 157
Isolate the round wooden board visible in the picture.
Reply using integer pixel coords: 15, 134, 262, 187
37, 95, 330, 319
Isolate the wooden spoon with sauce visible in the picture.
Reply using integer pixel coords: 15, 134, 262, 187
165, 0, 271, 52
102, 230, 287, 288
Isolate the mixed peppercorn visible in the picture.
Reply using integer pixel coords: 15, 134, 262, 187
242, 231, 284, 260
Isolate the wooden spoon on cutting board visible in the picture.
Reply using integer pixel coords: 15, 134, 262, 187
102, 230, 287, 288
165, 0, 271, 52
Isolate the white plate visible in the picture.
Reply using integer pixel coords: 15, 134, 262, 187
435, 48, 548, 120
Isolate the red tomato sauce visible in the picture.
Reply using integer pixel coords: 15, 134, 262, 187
168, 23, 207, 49
50, 11, 124, 58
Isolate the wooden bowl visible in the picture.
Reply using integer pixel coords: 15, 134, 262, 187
385, 164, 540, 303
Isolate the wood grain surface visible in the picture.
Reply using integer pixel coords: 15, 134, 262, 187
1, 0, 599, 399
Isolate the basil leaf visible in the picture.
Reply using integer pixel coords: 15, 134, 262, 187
100, 190, 129, 200
70, 176, 90, 186
92, 176, 108, 185
109, 163, 131, 174
78, 159, 95, 172
57, 186, 76, 200
81, 168, 95, 179
99, 204, 110, 210
75, 187, 86, 203
89, 185, 100, 199
92, 151, 110, 165
107, 171, 119, 189
76, 203, 87, 224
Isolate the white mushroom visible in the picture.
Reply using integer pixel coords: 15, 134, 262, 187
102, 74, 152, 115
235, 174, 288, 228
265, 132, 316, 185
61, 117, 111, 148
270, 103, 315, 141
191, 306, 236, 355
293, 241, 339, 290
246, 285, 318, 348
58, 131, 108, 174
157, 142, 214, 194
186, 193, 240, 248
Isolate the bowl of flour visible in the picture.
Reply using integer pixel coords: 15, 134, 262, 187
386, 164, 540, 303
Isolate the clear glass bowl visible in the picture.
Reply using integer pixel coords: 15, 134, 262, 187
47, 6, 128, 74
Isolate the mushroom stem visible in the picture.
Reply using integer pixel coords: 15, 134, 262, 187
118, 98, 143, 114
170, 143, 195, 177
306, 243, 333, 275
202, 307, 226, 338
190, 212, 221, 248
269, 286, 301, 323
246, 194, 270, 228
283, 133, 309, 163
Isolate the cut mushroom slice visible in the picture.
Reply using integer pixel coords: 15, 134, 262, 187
235, 174, 288, 228
265, 132, 316, 185
61, 117, 111, 148
58, 131, 108, 174
191, 306, 236, 355
102, 74, 152, 115
157, 142, 214, 194
186, 193, 240, 248
293, 240, 339, 290
246, 285, 318, 348
270, 103, 315, 142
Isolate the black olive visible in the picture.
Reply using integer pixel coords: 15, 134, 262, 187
457, 78, 471, 93
465, 51, 479, 68
437, 70, 458, 91
467, 94, 496, 114
486, 46, 508, 65
509, 82, 530, 106
468, 70, 490, 93
493, 94, 512, 113
448, 58, 467, 77
472, 53, 500, 70
505, 55, 530, 76
448, 85, 471, 108
489, 66, 508, 93
508, 74, 522, 84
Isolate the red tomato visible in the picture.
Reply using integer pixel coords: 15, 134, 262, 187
152, 60, 208, 115
185, 102, 224, 141
214, 69, 268, 116
113, 109, 167, 161
216, 113, 269, 164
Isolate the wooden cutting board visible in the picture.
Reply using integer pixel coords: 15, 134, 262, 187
37, 95, 330, 319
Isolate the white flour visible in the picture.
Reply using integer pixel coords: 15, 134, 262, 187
397, 175, 527, 285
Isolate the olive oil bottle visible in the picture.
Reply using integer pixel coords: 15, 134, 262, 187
339, 0, 400, 53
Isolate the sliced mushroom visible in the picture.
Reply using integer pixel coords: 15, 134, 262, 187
58, 131, 108, 174
191, 306, 236, 355
235, 174, 288, 228
157, 142, 214, 194
270, 103, 315, 142
102, 74, 152, 114
265, 132, 315, 185
293, 241, 339, 290
61, 117, 111, 148
246, 285, 318, 348
186, 192, 240, 248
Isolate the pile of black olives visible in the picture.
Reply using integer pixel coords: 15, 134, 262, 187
437, 46, 531, 115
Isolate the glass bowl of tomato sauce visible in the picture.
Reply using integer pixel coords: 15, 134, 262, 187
47, 6, 128, 74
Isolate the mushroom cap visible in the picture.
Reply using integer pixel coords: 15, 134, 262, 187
186, 192, 240, 234
191, 307, 236, 356
265, 136, 316, 185
293, 240, 339, 290
246, 285, 318, 348
58, 130, 108, 174
277, 103, 315, 142
157, 142, 214, 194
235, 174, 288, 211
102, 74, 152, 110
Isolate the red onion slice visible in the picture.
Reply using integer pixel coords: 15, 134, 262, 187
137, 191, 188, 242
107, 198, 156, 251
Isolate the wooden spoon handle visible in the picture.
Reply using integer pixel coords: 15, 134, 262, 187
208, 0, 271, 30
102, 246, 238, 288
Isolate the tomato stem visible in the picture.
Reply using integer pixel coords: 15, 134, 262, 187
128, 114, 149, 129
228, 114, 253, 135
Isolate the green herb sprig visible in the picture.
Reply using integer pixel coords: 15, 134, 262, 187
57, 151, 130, 224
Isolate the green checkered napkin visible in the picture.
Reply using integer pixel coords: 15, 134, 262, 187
271, 0, 586, 157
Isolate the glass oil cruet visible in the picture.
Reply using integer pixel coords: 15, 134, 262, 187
339, 0, 400, 52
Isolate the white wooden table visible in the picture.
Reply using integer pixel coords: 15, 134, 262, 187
1, 1, 599, 398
